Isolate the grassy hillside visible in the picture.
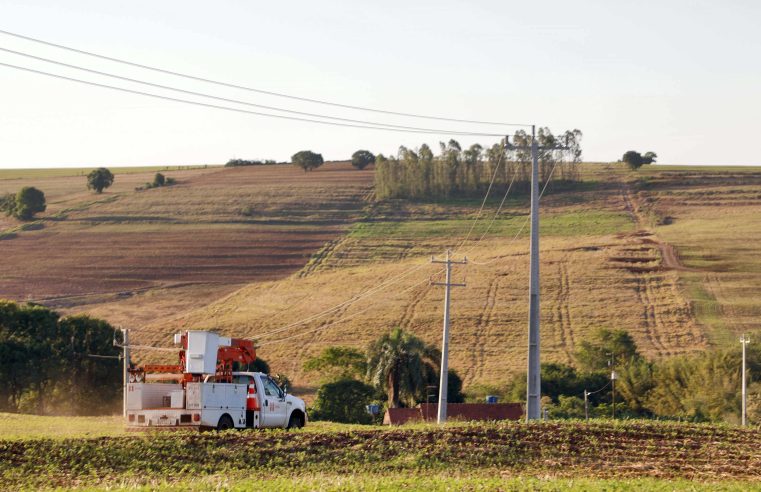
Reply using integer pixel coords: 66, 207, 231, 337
2, 416, 760, 490
157, 163, 732, 390
3, 162, 760, 394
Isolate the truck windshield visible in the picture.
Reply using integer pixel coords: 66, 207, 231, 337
263, 377, 283, 398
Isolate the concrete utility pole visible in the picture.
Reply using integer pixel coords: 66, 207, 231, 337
431, 249, 466, 424
741, 334, 750, 426
121, 327, 130, 417
526, 126, 541, 422
504, 127, 571, 421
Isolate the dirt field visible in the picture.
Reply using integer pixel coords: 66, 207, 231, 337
0, 163, 373, 327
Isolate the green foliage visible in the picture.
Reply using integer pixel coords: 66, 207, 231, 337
548, 395, 587, 419
375, 129, 582, 200
2, 419, 759, 489
351, 150, 375, 170
622, 151, 645, 170
505, 363, 608, 406
0, 193, 16, 217
311, 377, 376, 424
235, 357, 270, 374
366, 327, 440, 408
0, 301, 120, 415
5, 187, 47, 220
86, 167, 114, 193
251, 358, 270, 374
225, 158, 278, 167
303, 346, 367, 383
139, 173, 177, 191
292, 150, 324, 172
643, 151, 658, 164
446, 369, 466, 404
575, 328, 640, 372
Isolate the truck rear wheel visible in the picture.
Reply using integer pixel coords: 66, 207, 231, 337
217, 414, 234, 431
287, 412, 305, 429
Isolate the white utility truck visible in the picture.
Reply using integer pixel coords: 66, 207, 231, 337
126, 330, 307, 430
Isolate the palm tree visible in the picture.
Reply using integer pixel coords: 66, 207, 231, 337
366, 327, 440, 408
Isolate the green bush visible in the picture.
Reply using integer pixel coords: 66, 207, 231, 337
5, 187, 47, 220
311, 378, 376, 424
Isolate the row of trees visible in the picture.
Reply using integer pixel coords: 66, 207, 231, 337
225, 159, 278, 167
374, 129, 583, 200
495, 328, 759, 423
0, 300, 122, 415
305, 327, 464, 424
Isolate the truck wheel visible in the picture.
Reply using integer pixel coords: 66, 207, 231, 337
217, 414, 234, 431
287, 412, 304, 429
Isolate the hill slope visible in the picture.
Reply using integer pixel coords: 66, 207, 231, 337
4, 163, 760, 392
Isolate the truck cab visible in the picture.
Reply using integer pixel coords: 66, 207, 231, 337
206, 372, 307, 429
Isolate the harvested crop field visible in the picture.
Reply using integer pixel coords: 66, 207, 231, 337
2, 420, 761, 490
0, 163, 373, 327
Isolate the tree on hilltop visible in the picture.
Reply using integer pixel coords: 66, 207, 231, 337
87, 168, 114, 193
643, 151, 658, 164
351, 150, 375, 170
291, 150, 324, 172
622, 151, 644, 170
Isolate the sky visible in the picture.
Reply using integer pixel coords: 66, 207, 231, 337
1, 0, 760, 168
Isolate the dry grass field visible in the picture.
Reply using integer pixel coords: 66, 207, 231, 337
3, 162, 760, 395
159, 166, 703, 389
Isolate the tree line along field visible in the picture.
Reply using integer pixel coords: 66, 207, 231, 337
0, 162, 373, 328
2, 415, 761, 490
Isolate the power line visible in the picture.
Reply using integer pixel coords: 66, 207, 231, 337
0, 62, 507, 137
0, 46, 505, 136
255, 261, 433, 339
468, 159, 561, 265
257, 273, 439, 347
0, 28, 531, 128
453, 148, 506, 253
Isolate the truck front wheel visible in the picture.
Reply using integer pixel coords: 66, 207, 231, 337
287, 411, 305, 429
217, 414, 234, 431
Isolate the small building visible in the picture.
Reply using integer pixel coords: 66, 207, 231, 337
383, 402, 523, 425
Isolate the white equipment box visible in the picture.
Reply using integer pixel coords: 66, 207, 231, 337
127, 383, 183, 410
183, 331, 232, 374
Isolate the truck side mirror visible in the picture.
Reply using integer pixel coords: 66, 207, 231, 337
283, 384, 288, 395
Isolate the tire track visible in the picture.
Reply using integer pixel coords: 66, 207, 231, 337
635, 276, 669, 356
398, 281, 432, 330
290, 302, 353, 374
470, 276, 500, 382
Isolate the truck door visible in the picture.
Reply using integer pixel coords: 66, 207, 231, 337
258, 375, 287, 427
